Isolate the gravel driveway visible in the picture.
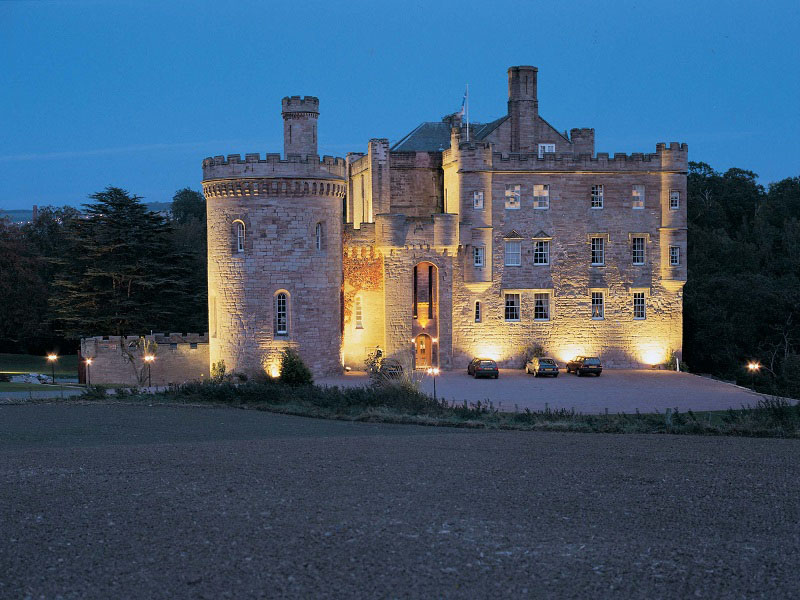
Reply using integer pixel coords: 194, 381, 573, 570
319, 369, 764, 414
1, 404, 798, 598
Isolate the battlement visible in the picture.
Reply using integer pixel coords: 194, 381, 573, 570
84, 333, 209, 345
202, 153, 346, 180
281, 95, 320, 115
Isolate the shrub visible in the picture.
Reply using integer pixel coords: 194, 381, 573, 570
522, 343, 546, 367
279, 348, 313, 386
211, 360, 226, 383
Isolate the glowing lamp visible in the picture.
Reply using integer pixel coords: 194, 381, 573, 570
47, 354, 58, 362
144, 355, 155, 363
747, 362, 761, 372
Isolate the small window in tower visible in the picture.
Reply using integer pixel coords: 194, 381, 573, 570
670, 190, 680, 210
669, 246, 681, 266
475, 301, 482, 323
355, 296, 363, 329
315, 222, 325, 252
473, 246, 485, 268
235, 221, 245, 253
473, 191, 484, 210
275, 292, 288, 336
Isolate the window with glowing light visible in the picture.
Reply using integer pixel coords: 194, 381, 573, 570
474, 301, 481, 323
591, 237, 605, 266
669, 190, 680, 210
591, 184, 604, 209
538, 143, 555, 158
274, 292, 288, 336
632, 185, 645, 209
473, 191, 484, 210
533, 184, 549, 209
533, 240, 550, 265
591, 292, 604, 319
534, 293, 550, 321
235, 221, 245, 253
473, 246, 485, 268
355, 296, 363, 329
633, 292, 646, 319
632, 237, 645, 265
504, 241, 521, 266
504, 294, 520, 322
505, 184, 521, 210
669, 246, 680, 266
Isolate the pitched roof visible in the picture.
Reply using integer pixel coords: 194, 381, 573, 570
391, 115, 509, 152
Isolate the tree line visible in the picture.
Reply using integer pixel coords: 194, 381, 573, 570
1, 168, 799, 396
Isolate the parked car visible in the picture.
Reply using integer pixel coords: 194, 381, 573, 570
565, 356, 603, 376
467, 358, 499, 379
525, 357, 560, 377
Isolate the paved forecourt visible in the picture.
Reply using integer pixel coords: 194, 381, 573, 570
318, 369, 764, 414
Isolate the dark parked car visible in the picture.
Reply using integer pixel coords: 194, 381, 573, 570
467, 358, 499, 379
525, 357, 559, 377
566, 356, 603, 376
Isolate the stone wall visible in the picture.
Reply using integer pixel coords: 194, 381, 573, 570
80, 334, 209, 386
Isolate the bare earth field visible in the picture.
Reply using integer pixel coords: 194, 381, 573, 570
1, 404, 798, 599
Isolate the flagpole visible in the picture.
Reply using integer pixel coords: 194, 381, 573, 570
465, 84, 469, 142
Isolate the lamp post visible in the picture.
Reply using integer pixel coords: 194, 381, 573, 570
85, 358, 93, 386
427, 367, 440, 402
144, 355, 155, 388
47, 354, 58, 384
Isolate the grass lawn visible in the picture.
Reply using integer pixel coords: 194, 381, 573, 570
0, 353, 79, 377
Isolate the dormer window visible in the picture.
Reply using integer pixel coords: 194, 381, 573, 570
538, 143, 555, 158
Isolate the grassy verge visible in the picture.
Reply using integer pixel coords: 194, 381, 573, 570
77, 379, 800, 438
0, 353, 78, 377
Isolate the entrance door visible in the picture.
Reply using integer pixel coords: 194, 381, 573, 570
415, 334, 432, 369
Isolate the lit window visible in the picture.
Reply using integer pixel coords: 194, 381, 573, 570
534, 293, 550, 321
505, 294, 520, 321
505, 184, 521, 210
235, 221, 245, 253
538, 143, 555, 158
591, 185, 604, 209
632, 237, 645, 265
475, 301, 481, 323
669, 246, 681, 266
633, 292, 646, 319
533, 184, 549, 209
355, 296, 363, 329
473, 246, 485, 268
275, 292, 288, 335
473, 191, 484, 210
591, 292, 604, 319
315, 222, 325, 251
670, 190, 680, 210
505, 241, 521, 266
533, 240, 550, 265
632, 185, 645, 209
591, 237, 605, 266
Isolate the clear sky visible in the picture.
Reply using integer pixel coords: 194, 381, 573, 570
1, 0, 798, 209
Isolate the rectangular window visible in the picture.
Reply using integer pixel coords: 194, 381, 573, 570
533, 184, 550, 209
670, 190, 680, 210
591, 292, 604, 319
632, 237, 645, 265
475, 301, 481, 323
633, 292, 646, 319
355, 296, 363, 329
473, 191, 484, 210
669, 246, 681, 266
632, 184, 645, 209
473, 246, 485, 268
591, 184, 604, 209
534, 293, 550, 321
538, 143, 555, 158
591, 237, 605, 266
533, 240, 550, 265
504, 293, 520, 322
504, 241, 521, 266
505, 184, 521, 210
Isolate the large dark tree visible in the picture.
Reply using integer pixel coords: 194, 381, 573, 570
51, 187, 199, 337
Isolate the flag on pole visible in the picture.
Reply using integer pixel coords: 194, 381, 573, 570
459, 88, 467, 118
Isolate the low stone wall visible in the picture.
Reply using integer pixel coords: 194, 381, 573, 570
81, 334, 209, 386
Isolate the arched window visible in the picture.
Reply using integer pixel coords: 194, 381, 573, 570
234, 220, 245, 253
475, 301, 482, 323
274, 292, 288, 336
315, 222, 325, 251
355, 296, 363, 329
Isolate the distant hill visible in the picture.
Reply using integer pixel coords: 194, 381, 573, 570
1, 203, 173, 223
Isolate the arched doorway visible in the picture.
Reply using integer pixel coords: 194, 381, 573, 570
415, 334, 432, 369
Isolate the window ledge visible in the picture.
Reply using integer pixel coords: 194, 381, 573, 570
634, 317, 646, 321
591, 317, 605, 321
505, 319, 521, 323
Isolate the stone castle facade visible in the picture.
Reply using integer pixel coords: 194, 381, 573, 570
202, 66, 687, 377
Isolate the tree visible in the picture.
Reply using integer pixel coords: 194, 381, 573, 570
171, 188, 206, 224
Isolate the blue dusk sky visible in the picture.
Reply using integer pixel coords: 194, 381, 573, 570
1, 0, 798, 209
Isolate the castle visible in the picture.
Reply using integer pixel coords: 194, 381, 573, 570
202, 65, 687, 377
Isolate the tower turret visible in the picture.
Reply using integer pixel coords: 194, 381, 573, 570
282, 95, 319, 158
507, 66, 538, 153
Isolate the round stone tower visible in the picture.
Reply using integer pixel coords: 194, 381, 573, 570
202, 96, 345, 377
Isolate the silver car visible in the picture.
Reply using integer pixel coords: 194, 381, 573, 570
525, 357, 560, 377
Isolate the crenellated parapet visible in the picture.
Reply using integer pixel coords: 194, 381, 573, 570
202, 178, 346, 200
374, 213, 459, 248
202, 153, 346, 180
281, 95, 319, 116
